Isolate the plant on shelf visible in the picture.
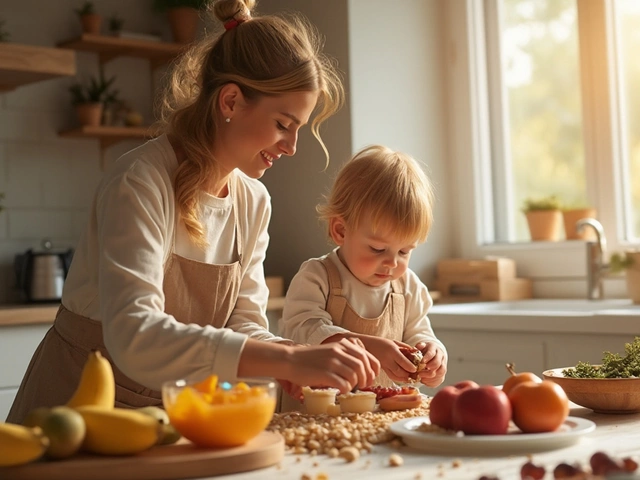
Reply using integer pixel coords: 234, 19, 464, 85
561, 201, 598, 241
153, 0, 209, 44
69, 72, 117, 127
0, 19, 10, 42
521, 195, 562, 242
610, 250, 640, 304
108, 14, 124, 35
75, 1, 102, 35
521, 196, 562, 212
610, 251, 636, 274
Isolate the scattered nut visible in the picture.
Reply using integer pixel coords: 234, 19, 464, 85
389, 453, 404, 467
339, 446, 360, 463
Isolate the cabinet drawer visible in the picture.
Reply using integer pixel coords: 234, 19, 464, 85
0, 324, 50, 388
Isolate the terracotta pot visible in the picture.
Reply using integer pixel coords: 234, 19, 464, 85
525, 210, 562, 241
75, 103, 104, 127
563, 208, 598, 240
81, 14, 102, 35
167, 7, 200, 44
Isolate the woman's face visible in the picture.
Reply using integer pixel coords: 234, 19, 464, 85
215, 90, 319, 180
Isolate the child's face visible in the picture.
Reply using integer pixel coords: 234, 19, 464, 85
331, 215, 418, 287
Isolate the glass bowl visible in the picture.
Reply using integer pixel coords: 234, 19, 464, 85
162, 376, 277, 448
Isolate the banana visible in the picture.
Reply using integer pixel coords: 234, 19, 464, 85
0, 423, 49, 467
67, 350, 115, 409
75, 406, 160, 455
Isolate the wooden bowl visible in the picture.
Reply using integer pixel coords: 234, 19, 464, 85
543, 367, 640, 414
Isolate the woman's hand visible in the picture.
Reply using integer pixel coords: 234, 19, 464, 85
284, 338, 380, 394
414, 341, 447, 387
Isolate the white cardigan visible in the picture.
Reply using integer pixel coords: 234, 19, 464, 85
62, 134, 285, 389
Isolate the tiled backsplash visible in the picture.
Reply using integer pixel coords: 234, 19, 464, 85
0, 0, 172, 304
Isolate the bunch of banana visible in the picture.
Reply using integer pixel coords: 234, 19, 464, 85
75, 406, 161, 455
66, 350, 115, 409
0, 423, 49, 467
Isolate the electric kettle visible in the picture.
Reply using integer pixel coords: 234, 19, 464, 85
14, 239, 74, 303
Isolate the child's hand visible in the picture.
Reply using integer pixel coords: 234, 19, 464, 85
359, 337, 418, 383
414, 341, 447, 387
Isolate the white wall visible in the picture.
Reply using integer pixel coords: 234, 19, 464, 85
347, 0, 452, 284
0, 0, 451, 303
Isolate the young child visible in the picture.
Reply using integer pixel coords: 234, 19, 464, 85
279, 145, 447, 393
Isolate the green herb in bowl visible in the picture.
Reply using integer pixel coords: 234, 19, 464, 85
561, 337, 640, 379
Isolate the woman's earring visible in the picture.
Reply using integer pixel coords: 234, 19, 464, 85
225, 117, 231, 123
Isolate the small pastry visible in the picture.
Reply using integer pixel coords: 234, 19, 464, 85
378, 386, 423, 411
302, 386, 339, 415
336, 390, 377, 413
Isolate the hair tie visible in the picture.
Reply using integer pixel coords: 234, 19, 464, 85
224, 18, 245, 30
224, 8, 249, 31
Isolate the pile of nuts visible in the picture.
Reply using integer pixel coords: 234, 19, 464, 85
268, 399, 430, 457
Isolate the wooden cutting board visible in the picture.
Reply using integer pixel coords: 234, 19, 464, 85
0, 431, 284, 480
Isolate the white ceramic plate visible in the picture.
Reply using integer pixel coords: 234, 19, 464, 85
389, 416, 596, 456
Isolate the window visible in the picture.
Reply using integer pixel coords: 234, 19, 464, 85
445, 0, 637, 296
617, 0, 640, 238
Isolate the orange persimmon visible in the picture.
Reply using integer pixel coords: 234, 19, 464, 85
507, 380, 569, 433
502, 363, 542, 396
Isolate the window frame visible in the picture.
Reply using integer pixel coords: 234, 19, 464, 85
444, 0, 632, 297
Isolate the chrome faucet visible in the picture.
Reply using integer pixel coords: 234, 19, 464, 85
575, 218, 609, 300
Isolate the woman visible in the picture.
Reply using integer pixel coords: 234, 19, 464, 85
7, 0, 378, 423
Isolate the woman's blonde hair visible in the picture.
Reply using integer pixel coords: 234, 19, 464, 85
156, 0, 344, 246
317, 145, 435, 244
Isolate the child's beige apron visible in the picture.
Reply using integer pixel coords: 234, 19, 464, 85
280, 256, 405, 412
7, 190, 244, 424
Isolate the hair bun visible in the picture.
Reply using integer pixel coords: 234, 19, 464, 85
213, 0, 255, 24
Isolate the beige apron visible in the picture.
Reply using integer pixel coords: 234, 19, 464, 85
7, 184, 243, 424
279, 256, 405, 412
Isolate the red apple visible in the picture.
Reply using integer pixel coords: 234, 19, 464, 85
453, 380, 480, 390
452, 385, 512, 435
429, 386, 464, 430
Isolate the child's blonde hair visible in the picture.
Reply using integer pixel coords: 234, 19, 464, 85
317, 145, 434, 244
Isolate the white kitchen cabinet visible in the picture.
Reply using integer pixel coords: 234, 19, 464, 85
434, 328, 635, 390
0, 323, 51, 421
436, 330, 546, 387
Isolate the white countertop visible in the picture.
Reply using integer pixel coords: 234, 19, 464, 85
209, 406, 640, 480
429, 298, 640, 335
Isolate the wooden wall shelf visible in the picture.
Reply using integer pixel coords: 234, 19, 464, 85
58, 125, 154, 149
57, 34, 185, 68
0, 43, 76, 92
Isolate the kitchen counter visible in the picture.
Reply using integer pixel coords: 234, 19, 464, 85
0, 303, 59, 327
211, 406, 640, 480
0, 297, 285, 328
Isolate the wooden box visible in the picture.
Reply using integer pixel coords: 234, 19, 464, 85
435, 258, 532, 302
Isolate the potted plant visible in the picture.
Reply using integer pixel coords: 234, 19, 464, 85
562, 203, 598, 240
69, 72, 117, 127
153, 0, 209, 44
76, 1, 102, 35
522, 196, 562, 241
610, 250, 640, 304
108, 14, 124, 36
